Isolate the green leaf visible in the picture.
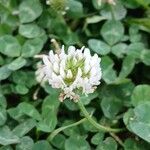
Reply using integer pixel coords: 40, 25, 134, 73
101, 56, 117, 84
62, 120, 81, 136
0, 126, 20, 146
19, 0, 43, 23
64, 100, 78, 111
0, 65, 11, 81
88, 39, 111, 55
80, 92, 99, 105
122, 0, 140, 9
0, 145, 13, 150
1, 83, 15, 95
124, 103, 150, 143
111, 43, 127, 58
67, 0, 83, 18
37, 94, 60, 132
38, 10, 52, 29
18, 102, 42, 121
119, 56, 135, 78
7, 107, 24, 121
65, 135, 91, 150
127, 43, 145, 59
0, 24, 12, 36
83, 117, 98, 132
101, 20, 124, 45
8, 57, 27, 71
85, 16, 106, 25
15, 84, 29, 95
32, 140, 53, 150
12, 71, 37, 88
124, 138, 148, 150
91, 132, 104, 145
96, 137, 117, 150
51, 134, 66, 149
100, 1, 127, 20
0, 94, 7, 109
43, 83, 60, 95
0, 35, 21, 57
0, 55, 4, 65
101, 96, 122, 119
131, 85, 150, 106
16, 136, 34, 150
141, 50, 150, 66
19, 23, 44, 38
21, 37, 45, 57
92, 0, 103, 10
12, 119, 36, 137
127, 18, 150, 33
129, 25, 141, 43
0, 5, 19, 27
124, 138, 139, 150
134, 0, 150, 7
0, 107, 7, 126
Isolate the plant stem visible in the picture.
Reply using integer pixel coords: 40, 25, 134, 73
47, 118, 87, 141
77, 99, 125, 133
110, 5, 115, 20
110, 132, 124, 147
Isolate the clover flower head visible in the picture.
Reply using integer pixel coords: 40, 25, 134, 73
106, 0, 116, 5
46, 0, 69, 15
36, 45, 102, 102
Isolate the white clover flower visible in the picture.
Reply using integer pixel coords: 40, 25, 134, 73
36, 45, 102, 102
106, 0, 116, 5
46, 0, 69, 15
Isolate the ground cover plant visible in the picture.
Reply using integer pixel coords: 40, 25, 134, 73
0, 0, 150, 149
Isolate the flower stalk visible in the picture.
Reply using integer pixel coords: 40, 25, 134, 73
77, 99, 125, 133
47, 118, 87, 141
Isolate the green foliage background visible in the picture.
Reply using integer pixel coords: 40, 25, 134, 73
0, 0, 150, 149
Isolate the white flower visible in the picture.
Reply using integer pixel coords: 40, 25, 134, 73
106, 0, 116, 5
46, 0, 69, 15
36, 45, 102, 102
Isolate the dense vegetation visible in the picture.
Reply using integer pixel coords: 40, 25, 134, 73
0, 0, 150, 149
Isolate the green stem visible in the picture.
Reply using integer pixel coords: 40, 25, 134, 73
77, 99, 125, 133
110, 132, 124, 147
47, 118, 87, 141
110, 5, 115, 20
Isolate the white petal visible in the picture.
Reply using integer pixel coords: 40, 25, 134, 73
44, 66, 52, 77
90, 54, 100, 66
60, 67, 66, 78
35, 68, 46, 82
50, 74, 64, 88
66, 69, 73, 78
49, 50, 55, 63
43, 56, 51, 66
84, 58, 90, 74
84, 65, 90, 74
72, 68, 82, 87
54, 54, 59, 63
68, 46, 76, 56
59, 46, 66, 59
60, 59, 66, 69
61, 45, 65, 52
84, 48, 91, 58
76, 50, 83, 60
89, 75, 100, 85
90, 67, 97, 76
53, 62, 59, 74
